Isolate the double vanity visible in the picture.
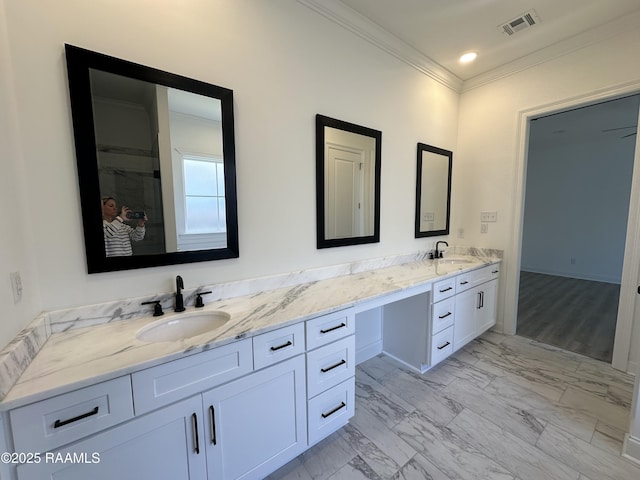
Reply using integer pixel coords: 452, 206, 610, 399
0, 251, 500, 480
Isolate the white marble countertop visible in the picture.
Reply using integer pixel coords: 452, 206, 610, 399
0, 254, 500, 410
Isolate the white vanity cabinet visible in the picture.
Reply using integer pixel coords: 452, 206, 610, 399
10, 327, 307, 480
203, 354, 307, 480
16, 395, 207, 480
381, 261, 500, 372
453, 265, 499, 351
305, 309, 356, 446
130, 326, 307, 480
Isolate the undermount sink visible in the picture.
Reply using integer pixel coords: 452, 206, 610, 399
136, 311, 231, 343
437, 257, 474, 265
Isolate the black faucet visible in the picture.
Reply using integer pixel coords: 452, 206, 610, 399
175, 275, 186, 312
435, 241, 449, 259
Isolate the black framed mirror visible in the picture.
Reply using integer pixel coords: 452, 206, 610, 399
415, 143, 452, 238
316, 115, 381, 248
65, 44, 239, 273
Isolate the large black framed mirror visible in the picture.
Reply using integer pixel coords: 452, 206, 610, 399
65, 44, 239, 273
415, 143, 452, 238
316, 114, 381, 248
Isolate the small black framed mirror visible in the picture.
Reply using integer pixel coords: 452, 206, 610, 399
415, 143, 452, 238
65, 45, 239, 273
316, 114, 382, 248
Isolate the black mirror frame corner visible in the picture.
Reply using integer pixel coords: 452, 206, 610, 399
414, 142, 452, 239
64, 44, 239, 273
315, 114, 382, 249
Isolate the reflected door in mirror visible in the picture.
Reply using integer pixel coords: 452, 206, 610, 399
324, 127, 376, 239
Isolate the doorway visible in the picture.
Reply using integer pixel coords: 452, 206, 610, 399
516, 95, 639, 363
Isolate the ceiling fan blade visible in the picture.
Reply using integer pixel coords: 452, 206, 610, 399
602, 125, 638, 132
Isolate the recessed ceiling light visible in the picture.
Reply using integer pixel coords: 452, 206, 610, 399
459, 52, 478, 64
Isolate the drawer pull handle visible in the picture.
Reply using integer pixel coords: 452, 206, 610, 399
53, 406, 99, 428
192, 413, 200, 454
492, 270, 499, 274
438, 312, 452, 319
209, 406, 217, 445
439, 287, 453, 293
321, 402, 346, 418
270, 340, 292, 351
459, 281, 469, 285
437, 341, 451, 350
321, 359, 346, 373
320, 322, 346, 334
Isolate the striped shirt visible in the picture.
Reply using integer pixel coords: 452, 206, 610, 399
103, 218, 145, 257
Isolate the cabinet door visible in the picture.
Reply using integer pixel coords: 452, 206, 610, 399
17, 396, 207, 480
477, 280, 497, 334
453, 286, 480, 351
203, 355, 307, 480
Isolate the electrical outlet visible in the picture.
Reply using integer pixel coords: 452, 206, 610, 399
10, 271, 23, 304
481, 223, 488, 234
480, 211, 498, 222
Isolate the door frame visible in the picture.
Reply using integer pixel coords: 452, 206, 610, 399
505, 80, 640, 372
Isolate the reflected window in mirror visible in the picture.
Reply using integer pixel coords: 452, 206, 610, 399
415, 143, 452, 238
65, 44, 239, 273
316, 115, 381, 248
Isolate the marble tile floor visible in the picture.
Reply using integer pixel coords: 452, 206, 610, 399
268, 332, 639, 480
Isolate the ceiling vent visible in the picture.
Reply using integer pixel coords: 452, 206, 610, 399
499, 10, 540, 36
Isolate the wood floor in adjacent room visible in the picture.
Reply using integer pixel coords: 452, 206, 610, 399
516, 271, 620, 363
268, 333, 638, 480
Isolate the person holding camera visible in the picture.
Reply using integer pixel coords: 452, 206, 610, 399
101, 196, 147, 257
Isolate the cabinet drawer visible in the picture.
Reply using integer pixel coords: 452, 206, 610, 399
432, 297, 455, 334
432, 277, 456, 302
253, 322, 305, 370
430, 326, 453, 367
457, 264, 500, 292
308, 378, 355, 446
306, 308, 355, 350
10, 376, 133, 453
307, 336, 355, 398
456, 271, 475, 292
132, 339, 252, 414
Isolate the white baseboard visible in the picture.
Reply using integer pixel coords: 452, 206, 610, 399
356, 340, 382, 365
623, 434, 640, 466
520, 267, 620, 285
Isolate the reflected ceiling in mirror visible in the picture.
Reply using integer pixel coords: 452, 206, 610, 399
316, 115, 381, 248
415, 143, 452, 238
65, 44, 239, 273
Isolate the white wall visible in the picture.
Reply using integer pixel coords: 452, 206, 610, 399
0, 0, 42, 349
0, 0, 458, 349
456, 26, 640, 367
521, 125, 635, 283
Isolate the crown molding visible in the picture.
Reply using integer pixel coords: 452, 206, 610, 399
298, 0, 463, 93
299, 0, 640, 95
462, 9, 640, 92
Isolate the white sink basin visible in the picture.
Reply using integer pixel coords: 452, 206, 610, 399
136, 311, 231, 343
437, 257, 474, 265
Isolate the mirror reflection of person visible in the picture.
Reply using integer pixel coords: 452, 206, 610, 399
101, 197, 147, 257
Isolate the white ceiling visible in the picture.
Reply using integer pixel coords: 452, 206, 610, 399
323, 0, 640, 87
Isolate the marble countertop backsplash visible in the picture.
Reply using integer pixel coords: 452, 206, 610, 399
0, 246, 501, 409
